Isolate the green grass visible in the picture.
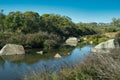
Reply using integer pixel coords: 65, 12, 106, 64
24, 48, 120, 80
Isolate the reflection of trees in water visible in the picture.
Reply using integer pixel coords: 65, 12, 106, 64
0, 57, 5, 69
0, 48, 74, 68
0, 54, 55, 65
1, 55, 40, 65
1, 55, 25, 62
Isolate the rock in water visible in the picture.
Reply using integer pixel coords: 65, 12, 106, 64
0, 44, 25, 55
54, 53, 61, 58
36, 51, 43, 55
92, 39, 119, 53
65, 37, 78, 46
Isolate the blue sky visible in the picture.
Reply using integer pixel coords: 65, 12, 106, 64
0, 0, 120, 23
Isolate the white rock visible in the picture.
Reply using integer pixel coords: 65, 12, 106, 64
92, 39, 119, 53
95, 39, 116, 49
0, 44, 25, 55
65, 37, 78, 46
54, 53, 61, 58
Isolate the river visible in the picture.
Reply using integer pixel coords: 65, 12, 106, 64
0, 45, 93, 80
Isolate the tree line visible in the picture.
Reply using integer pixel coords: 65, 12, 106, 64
0, 10, 97, 37
0, 10, 120, 49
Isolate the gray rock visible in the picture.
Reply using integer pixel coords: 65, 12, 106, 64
92, 39, 119, 53
0, 44, 25, 55
65, 37, 78, 46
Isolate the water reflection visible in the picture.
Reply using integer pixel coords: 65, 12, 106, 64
0, 45, 93, 80
1, 55, 25, 62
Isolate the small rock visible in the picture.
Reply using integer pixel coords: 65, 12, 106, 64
67, 52, 70, 55
36, 51, 43, 55
54, 53, 61, 58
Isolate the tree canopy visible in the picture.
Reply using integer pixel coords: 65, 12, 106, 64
1, 10, 119, 38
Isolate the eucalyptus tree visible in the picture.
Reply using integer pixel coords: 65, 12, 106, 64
22, 11, 40, 33
39, 14, 78, 38
111, 18, 120, 27
4, 11, 24, 32
0, 9, 5, 32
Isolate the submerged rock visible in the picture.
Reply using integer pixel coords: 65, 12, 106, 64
65, 37, 78, 46
0, 44, 25, 55
54, 53, 62, 58
92, 39, 119, 53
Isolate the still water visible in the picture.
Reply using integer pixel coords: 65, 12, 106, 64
0, 45, 92, 80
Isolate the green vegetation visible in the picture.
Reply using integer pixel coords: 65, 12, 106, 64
0, 32, 61, 49
79, 34, 110, 45
0, 10, 120, 49
0, 10, 98, 49
1, 9, 120, 80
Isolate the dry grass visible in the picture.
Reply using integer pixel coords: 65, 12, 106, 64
24, 49, 120, 80
103, 32, 119, 38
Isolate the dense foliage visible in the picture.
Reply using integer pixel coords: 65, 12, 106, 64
0, 32, 61, 49
0, 10, 120, 49
0, 10, 97, 49
0, 10, 97, 36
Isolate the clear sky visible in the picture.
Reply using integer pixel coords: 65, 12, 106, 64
0, 0, 120, 23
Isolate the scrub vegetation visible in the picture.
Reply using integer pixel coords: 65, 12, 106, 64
0, 10, 120, 49
24, 48, 120, 80
0, 10, 120, 80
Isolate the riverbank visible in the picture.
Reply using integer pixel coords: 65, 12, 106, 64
24, 48, 120, 80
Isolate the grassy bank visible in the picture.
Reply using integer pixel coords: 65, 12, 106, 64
24, 48, 120, 80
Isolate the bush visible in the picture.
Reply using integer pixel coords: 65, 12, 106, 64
0, 32, 61, 49
80, 35, 109, 45
104, 27, 117, 32
0, 32, 13, 48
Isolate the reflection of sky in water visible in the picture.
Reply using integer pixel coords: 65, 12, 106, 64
0, 45, 93, 80
66, 45, 92, 63
28, 45, 93, 73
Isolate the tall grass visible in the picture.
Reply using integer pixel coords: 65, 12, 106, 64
24, 49, 120, 80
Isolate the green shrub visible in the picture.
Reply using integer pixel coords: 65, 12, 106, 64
0, 32, 61, 49
80, 35, 109, 45
104, 27, 117, 32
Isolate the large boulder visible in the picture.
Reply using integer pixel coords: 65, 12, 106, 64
65, 37, 78, 46
0, 44, 25, 55
92, 39, 119, 53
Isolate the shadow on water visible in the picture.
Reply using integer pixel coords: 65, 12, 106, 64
0, 45, 93, 80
